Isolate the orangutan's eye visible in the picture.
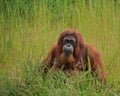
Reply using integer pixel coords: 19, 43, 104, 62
70, 40, 73, 44
65, 39, 69, 43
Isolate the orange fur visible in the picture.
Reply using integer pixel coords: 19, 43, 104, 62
42, 29, 106, 83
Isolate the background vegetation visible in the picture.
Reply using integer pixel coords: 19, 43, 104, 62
0, 0, 120, 96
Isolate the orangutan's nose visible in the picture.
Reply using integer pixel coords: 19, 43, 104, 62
63, 44, 73, 57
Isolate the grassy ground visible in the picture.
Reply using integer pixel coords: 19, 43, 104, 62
0, 0, 120, 96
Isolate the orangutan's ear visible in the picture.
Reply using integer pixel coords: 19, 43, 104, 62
74, 32, 87, 60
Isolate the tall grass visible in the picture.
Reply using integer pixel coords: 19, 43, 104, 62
0, 0, 120, 95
